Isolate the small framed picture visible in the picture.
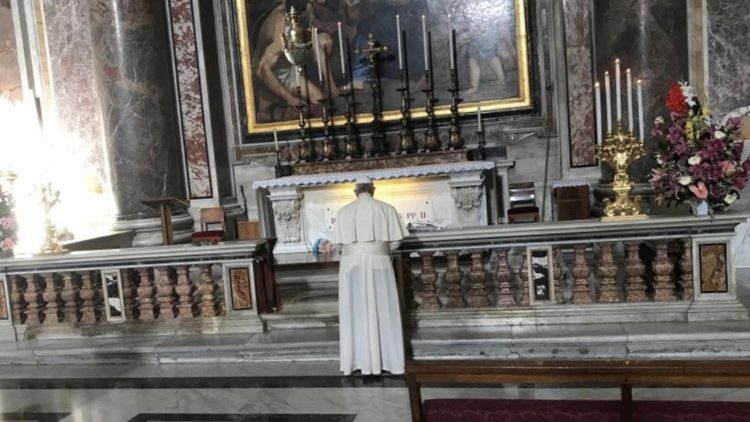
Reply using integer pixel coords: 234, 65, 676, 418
228, 267, 253, 311
101, 269, 126, 322
527, 246, 555, 305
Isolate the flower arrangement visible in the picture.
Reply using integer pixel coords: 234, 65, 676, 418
0, 184, 17, 256
650, 81, 750, 210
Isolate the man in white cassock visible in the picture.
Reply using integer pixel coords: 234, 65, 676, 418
332, 175, 409, 375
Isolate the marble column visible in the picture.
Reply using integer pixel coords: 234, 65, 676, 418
87, 0, 192, 245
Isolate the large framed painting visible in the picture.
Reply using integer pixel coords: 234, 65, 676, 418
235, 0, 531, 140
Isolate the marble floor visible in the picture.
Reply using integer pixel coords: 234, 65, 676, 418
2, 361, 750, 422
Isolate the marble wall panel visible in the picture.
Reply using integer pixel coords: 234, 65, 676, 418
594, 0, 688, 181
563, 0, 597, 167
706, 0, 750, 117
169, 0, 212, 199
0, 0, 22, 103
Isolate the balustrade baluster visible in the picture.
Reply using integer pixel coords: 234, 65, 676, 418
23, 274, 42, 326
156, 267, 177, 320
598, 243, 620, 303
444, 251, 464, 308
552, 248, 564, 304
137, 268, 157, 320
419, 253, 439, 310
679, 240, 694, 301
79, 271, 97, 323
175, 266, 195, 318
198, 264, 218, 317
571, 244, 592, 304
468, 251, 488, 307
60, 272, 79, 323
625, 242, 647, 302
495, 248, 515, 307
121, 270, 137, 320
652, 242, 675, 301
518, 252, 530, 306
41, 272, 62, 324
10, 275, 26, 324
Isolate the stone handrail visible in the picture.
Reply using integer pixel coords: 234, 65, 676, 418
0, 241, 269, 340
397, 213, 749, 326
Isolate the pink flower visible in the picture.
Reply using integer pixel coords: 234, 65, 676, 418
1, 237, 15, 251
720, 161, 737, 177
689, 182, 708, 199
0, 217, 14, 230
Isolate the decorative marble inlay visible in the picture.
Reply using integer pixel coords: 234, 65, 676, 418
169, 0, 212, 199
699, 243, 728, 293
564, 0, 597, 167
706, 0, 750, 116
229, 267, 252, 310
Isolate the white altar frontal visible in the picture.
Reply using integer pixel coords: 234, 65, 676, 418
253, 161, 497, 254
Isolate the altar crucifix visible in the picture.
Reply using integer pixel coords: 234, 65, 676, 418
355, 33, 389, 157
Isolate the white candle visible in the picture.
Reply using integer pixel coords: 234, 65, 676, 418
337, 22, 345, 76
626, 69, 633, 132
448, 14, 455, 70
422, 15, 429, 71
313, 28, 323, 83
615, 59, 621, 122
604, 71, 612, 132
637, 79, 644, 141
396, 15, 403, 70
295, 68, 300, 89
594, 82, 602, 145
477, 106, 483, 132
273, 130, 279, 152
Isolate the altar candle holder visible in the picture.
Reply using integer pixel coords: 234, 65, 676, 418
319, 73, 338, 161
476, 127, 486, 160
340, 38, 360, 159
355, 33, 388, 157
447, 30, 463, 150
396, 30, 415, 154
598, 119, 647, 221
280, 7, 313, 163
423, 32, 441, 152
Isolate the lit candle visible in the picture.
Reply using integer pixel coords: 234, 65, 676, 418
313, 28, 323, 83
337, 22, 345, 76
396, 15, 403, 70
594, 82, 602, 145
422, 15, 429, 71
626, 69, 633, 132
273, 129, 280, 152
615, 59, 621, 121
604, 71, 612, 132
637, 79, 644, 141
448, 14, 455, 70
477, 106, 483, 132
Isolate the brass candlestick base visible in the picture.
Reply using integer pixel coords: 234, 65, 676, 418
598, 120, 648, 221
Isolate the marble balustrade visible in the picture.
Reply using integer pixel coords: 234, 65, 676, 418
397, 213, 749, 326
0, 242, 268, 340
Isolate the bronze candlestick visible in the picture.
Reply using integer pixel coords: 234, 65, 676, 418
423, 32, 441, 151
280, 6, 312, 162
397, 30, 415, 154
447, 30, 463, 150
340, 38, 360, 159
355, 33, 388, 157
319, 72, 338, 161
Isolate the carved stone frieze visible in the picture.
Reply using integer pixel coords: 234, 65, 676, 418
451, 186, 483, 227
272, 197, 302, 244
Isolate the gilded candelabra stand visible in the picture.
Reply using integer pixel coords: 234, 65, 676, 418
396, 30, 415, 154
340, 38, 360, 159
38, 183, 67, 255
423, 33, 441, 151
598, 120, 648, 221
355, 33, 388, 157
280, 6, 313, 162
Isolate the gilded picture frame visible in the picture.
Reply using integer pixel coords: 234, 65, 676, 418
235, 0, 531, 140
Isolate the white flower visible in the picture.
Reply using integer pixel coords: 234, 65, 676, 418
656, 156, 664, 165
688, 156, 701, 165
679, 176, 693, 186
724, 193, 738, 205
654, 116, 665, 125
715, 130, 726, 139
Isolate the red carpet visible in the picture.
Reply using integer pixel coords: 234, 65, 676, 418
423, 399, 750, 422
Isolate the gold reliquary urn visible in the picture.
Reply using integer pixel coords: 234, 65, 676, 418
598, 120, 648, 221
280, 6, 311, 72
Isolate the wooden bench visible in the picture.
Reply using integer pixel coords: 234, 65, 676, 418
406, 359, 750, 422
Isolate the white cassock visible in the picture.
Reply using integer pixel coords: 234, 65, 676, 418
332, 192, 409, 375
